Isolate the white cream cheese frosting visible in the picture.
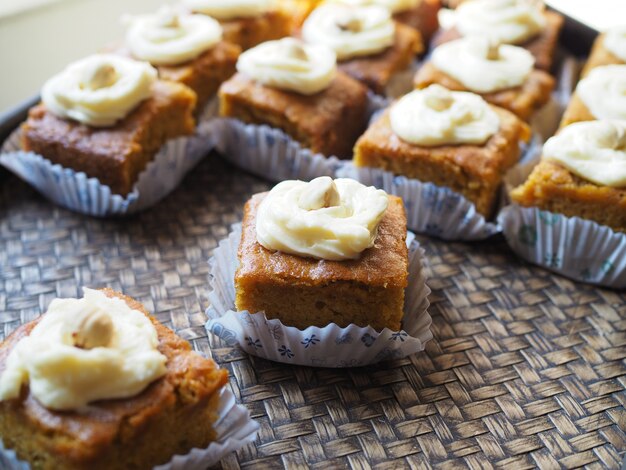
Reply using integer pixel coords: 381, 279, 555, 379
237, 38, 336, 95
256, 177, 389, 261
326, 0, 419, 14
604, 25, 626, 62
0, 288, 167, 411
455, 0, 547, 45
390, 84, 500, 146
543, 120, 626, 188
431, 36, 534, 93
125, 7, 222, 66
181, 0, 273, 20
302, 4, 395, 60
577, 65, 626, 120
41, 54, 157, 128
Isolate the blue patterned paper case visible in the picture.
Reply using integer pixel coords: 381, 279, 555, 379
201, 92, 389, 184
0, 124, 214, 217
498, 206, 626, 288
205, 225, 433, 367
336, 164, 501, 241
499, 133, 626, 289
0, 387, 259, 470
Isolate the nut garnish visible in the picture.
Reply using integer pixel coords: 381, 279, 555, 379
299, 177, 341, 210
424, 86, 454, 111
82, 63, 118, 90
71, 307, 115, 349
336, 13, 363, 33
486, 41, 501, 60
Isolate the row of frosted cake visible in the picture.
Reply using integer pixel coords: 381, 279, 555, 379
0, 0, 442, 215
500, 24, 626, 287
212, 0, 565, 238
2, 1, 625, 267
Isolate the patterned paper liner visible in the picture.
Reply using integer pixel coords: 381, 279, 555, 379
336, 163, 501, 240
0, 124, 213, 217
197, 96, 220, 124
499, 143, 626, 289
384, 60, 420, 98
336, 51, 578, 241
203, 92, 389, 184
205, 225, 433, 367
0, 387, 258, 470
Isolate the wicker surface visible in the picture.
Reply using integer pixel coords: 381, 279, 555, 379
0, 155, 625, 469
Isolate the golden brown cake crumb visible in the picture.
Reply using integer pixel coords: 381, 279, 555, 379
581, 33, 625, 78
0, 288, 228, 470
559, 93, 597, 128
339, 23, 423, 95
154, 41, 241, 113
216, 9, 299, 50
21, 81, 196, 196
353, 106, 529, 217
414, 62, 554, 121
510, 160, 626, 232
393, 0, 441, 43
432, 10, 564, 72
219, 72, 369, 158
235, 193, 408, 331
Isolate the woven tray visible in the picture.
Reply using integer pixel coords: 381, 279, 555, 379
0, 155, 624, 469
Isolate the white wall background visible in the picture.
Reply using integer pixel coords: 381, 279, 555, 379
0, 0, 624, 114
0, 0, 165, 113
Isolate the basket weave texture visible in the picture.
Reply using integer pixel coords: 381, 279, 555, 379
0, 156, 624, 469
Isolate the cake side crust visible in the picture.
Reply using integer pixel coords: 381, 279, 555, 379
0, 288, 228, 470
234, 193, 408, 330
414, 62, 555, 121
510, 160, 626, 232
353, 106, 528, 216
338, 23, 423, 95
21, 81, 196, 196
218, 72, 369, 158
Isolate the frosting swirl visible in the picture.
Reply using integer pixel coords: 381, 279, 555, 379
0, 288, 167, 411
41, 54, 157, 127
544, 120, 626, 187
577, 65, 626, 120
256, 177, 389, 261
390, 84, 500, 146
181, 0, 272, 20
125, 7, 222, 65
302, 4, 395, 60
326, 0, 419, 14
604, 26, 626, 62
237, 38, 336, 95
455, 0, 547, 45
431, 36, 534, 93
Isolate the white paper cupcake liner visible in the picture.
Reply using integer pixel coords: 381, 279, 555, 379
201, 118, 345, 183
0, 126, 213, 217
197, 96, 219, 124
0, 387, 258, 470
205, 224, 433, 367
498, 125, 626, 288
203, 92, 388, 184
498, 206, 626, 288
384, 60, 419, 99
336, 163, 501, 240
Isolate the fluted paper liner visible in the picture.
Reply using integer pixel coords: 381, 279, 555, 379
205, 224, 433, 367
0, 387, 258, 470
499, 138, 626, 289
202, 92, 389, 184
336, 54, 578, 241
0, 125, 213, 217
384, 60, 419, 98
336, 163, 501, 240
